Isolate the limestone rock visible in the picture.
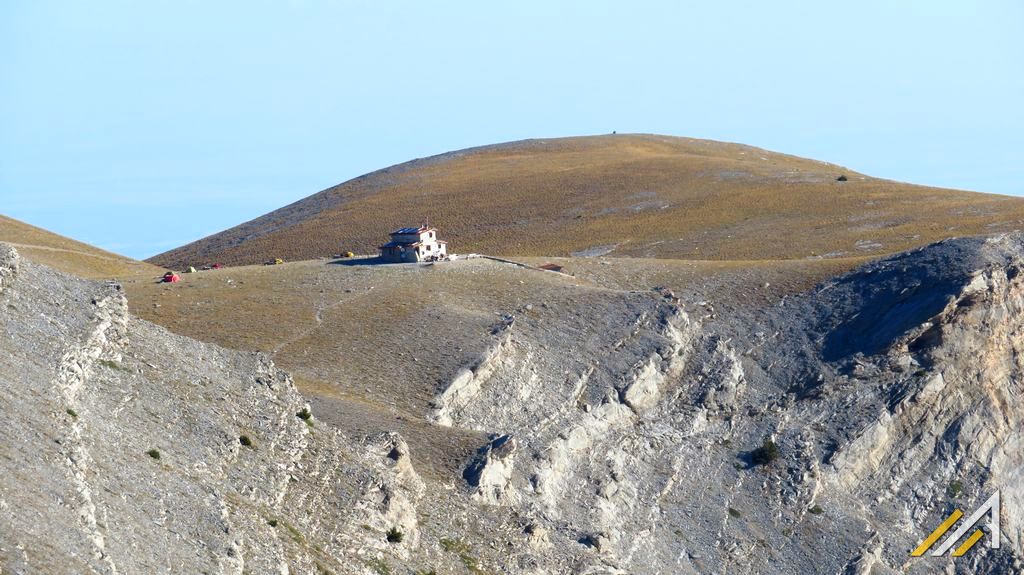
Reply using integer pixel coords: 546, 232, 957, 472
464, 434, 517, 504
7, 233, 1024, 574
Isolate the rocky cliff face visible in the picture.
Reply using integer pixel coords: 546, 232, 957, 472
0, 247, 425, 574
415, 233, 1024, 574
4, 234, 1024, 574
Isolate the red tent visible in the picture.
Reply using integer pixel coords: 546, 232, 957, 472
162, 272, 180, 283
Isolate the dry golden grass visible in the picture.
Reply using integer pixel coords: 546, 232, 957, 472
120, 258, 576, 476
149, 134, 1024, 268
119, 254, 856, 475
0, 214, 161, 279
122, 258, 577, 412
519, 255, 869, 314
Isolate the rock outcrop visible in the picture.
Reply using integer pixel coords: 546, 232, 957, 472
0, 246, 422, 574
6, 233, 1024, 573
420, 234, 1024, 574
0, 243, 18, 293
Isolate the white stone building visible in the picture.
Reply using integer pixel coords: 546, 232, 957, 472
379, 226, 448, 263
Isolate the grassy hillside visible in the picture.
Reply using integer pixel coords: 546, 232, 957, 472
149, 134, 1024, 268
0, 214, 161, 279
120, 254, 855, 476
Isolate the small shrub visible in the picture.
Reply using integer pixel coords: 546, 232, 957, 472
239, 435, 253, 447
386, 527, 404, 543
440, 537, 466, 553
296, 407, 312, 421
809, 505, 824, 515
146, 449, 161, 460
750, 438, 780, 466
948, 480, 963, 498
281, 521, 304, 543
728, 507, 742, 518
836, 175, 848, 182
782, 527, 793, 537
267, 518, 278, 527
366, 558, 391, 575
459, 552, 482, 575
98, 359, 127, 371
66, 407, 78, 418
439, 538, 481, 574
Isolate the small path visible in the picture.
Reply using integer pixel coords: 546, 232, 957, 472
271, 288, 376, 355
5, 241, 124, 262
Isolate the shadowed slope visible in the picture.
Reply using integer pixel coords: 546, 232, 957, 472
149, 134, 1024, 267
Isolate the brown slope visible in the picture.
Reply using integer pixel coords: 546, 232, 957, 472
148, 134, 1024, 267
120, 254, 852, 479
0, 214, 161, 279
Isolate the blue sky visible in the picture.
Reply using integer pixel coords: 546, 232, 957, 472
2, 1, 1022, 259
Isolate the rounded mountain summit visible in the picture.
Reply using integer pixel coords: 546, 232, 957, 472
148, 134, 1024, 267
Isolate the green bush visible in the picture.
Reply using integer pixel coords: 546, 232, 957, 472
750, 438, 780, 466
146, 449, 161, 460
366, 558, 391, 575
386, 527, 404, 543
239, 435, 253, 447
948, 480, 963, 498
439, 538, 481, 574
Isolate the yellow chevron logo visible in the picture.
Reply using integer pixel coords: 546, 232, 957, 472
911, 492, 1000, 557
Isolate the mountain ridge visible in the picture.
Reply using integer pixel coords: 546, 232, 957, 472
148, 134, 1024, 268
0, 214, 160, 278
9, 230, 1024, 572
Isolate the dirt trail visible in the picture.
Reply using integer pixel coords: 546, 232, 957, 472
6, 242, 125, 262
271, 288, 377, 355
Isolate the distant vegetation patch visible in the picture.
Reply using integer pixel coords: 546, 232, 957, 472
366, 558, 391, 575
749, 438, 780, 466
948, 480, 963, 498
439, 537, 483, 574
386, 527, 404, 543
98, 359, 128, 372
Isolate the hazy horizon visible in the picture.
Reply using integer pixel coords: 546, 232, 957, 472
3, 1, 1022, 259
